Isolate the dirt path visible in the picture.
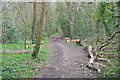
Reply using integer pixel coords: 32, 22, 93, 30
36, 34, 96, 78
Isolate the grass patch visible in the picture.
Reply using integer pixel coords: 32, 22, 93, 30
2, 38, 48, 78
2, 42, 34, 51
98, 51, 119, 78
2, 53, 36, 78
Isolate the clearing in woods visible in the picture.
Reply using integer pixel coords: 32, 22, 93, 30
36, 34, 97, 78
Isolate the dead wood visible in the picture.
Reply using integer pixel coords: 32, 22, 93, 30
98, 31, 120, 50
86, 46, 95, 69
80, 41, 105, 72
2, 50, 33, 54
94, 62, 105, 67
95, 58, 108, 62
79, 31, 120, 72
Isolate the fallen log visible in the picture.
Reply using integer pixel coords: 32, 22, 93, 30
2, 50, 33, 54
76, 39, 82, 46
86, 46, 95, 68
80, 41, 104, 72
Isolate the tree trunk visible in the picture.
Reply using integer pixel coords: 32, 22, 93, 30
45, 4, 51, 37
65, 2, 75, 38
24, 3, 27, 50
31, 0, 37, 44
31, 1, 46, 58
116, 2, 120, 54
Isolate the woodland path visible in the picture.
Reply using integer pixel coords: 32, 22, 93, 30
36, 34, 97, 78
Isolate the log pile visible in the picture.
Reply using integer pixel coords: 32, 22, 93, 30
65, 37, 82, 46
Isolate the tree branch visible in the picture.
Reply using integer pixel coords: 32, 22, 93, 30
98, 31, 120, 50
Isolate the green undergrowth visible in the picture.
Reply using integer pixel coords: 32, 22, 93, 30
69, 40, 119, 78
97, 44, 119, 78
2, 38, 48, 78
2, 42, 33, 51
98, 51, 119, 78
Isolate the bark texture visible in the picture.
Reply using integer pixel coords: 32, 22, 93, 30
31, 1, 46, 58
31, 0, 37, 44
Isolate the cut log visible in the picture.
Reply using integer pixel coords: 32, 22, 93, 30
29, 45, 35, 47
40, 41, 44, 44
2, 50, 33, 54
64, 37, 70, 40
76, 39, 82, 46
66, 39, 71, 43
26, 45, 29, 48
25, 41, 44, 48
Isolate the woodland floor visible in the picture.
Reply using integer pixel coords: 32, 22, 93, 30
36, 34, 97, 78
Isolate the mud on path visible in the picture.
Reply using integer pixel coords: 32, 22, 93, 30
36, 34, 97, 78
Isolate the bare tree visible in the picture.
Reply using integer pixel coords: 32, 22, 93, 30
31, 1, 46, 58
31, 0, 37, 44
65, 1, 75, 38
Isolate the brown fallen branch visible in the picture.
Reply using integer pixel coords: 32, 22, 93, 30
110, 41, 120, 44
87, 62, 105, 72
95, 37, 107, 45
94, 62, 105, 67
95, 57, 108, 62
2, 50, 33, 54
97, 52, 117, 56
98, 31, 120, 50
